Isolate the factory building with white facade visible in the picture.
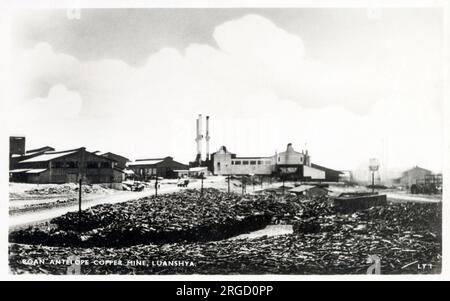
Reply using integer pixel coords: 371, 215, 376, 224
211, 143, 341, 182
190, 114, 342, 182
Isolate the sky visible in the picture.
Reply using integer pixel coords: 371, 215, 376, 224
6, 7, 445, 180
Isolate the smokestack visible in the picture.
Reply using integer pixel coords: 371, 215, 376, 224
205, 116, 210, 161
195, 114, 203, 163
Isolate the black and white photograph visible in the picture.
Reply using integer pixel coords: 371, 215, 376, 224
2, 0, 447, 277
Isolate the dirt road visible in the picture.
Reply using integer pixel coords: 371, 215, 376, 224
9, 177, 224, 230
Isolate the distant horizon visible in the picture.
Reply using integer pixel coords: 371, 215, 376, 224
13, 131, 443, 181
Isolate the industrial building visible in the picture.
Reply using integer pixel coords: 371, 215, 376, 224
187, 114, 341, 182
10, 147, 123, 184
94, 151, 131, 170
9, 137, 125, 184
127, 156, 188, 180
9, 137, 56, 169
211, 143, 342, 182
394, 166, 433, 187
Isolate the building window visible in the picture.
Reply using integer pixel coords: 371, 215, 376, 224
231, 161, 234, 165
66, 161, 78, 168
87, 162, 98, 169
250, 161, 256, 165
234, 161, 241, 165
53, 162, 63, 168
243, 161, 249, 165
257, 160, 262, 165
100, 162, 111, 168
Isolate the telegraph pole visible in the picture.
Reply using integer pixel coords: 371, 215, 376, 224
78, 177, 82, 233
78, 148, 86, 234
200, 172, 204, 198
155, 175, 159, 197
371, 171, 375, 194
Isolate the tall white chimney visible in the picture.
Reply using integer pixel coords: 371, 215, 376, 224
195, 114, 203, 163
205, 116, 211, 160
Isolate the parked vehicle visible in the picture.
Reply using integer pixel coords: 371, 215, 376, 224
177, 179, 189, 187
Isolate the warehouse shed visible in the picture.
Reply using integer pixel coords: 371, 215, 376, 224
10, 147, 122, 184
127, 156, 188, 180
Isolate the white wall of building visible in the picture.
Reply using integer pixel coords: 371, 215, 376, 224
230, 158, 273, 175
304, 165, 326, 180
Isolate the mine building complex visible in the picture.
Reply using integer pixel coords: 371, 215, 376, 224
211, 143, 341, 181
9, 137, 124, 184
189, 115, 341, 181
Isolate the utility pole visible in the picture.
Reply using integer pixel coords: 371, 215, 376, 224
78, 177, 82, 233
200, 173, 204, 198
78, 148, 86, 235
155, 175, 159, 197
371, 171, 375, 194
227, 174, 230, 194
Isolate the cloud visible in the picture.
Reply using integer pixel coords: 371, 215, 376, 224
12, 84, 82, 120
8, 14, 443, 176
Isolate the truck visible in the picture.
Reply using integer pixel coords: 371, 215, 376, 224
410, 174, 442, 195
177, 179, 189, 187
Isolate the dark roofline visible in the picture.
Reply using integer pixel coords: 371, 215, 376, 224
26, 146, 55, 154
18, 148, 117, 163
136, 156, 171, 162
39, 147, 84, 155
101, 152, 131, 162
211, 146, 236, 156
129, 158, 188, 167
311, 163, 343, 174
403, 166, 432, 173
16, 148, 84, 164
88, 151, 117, 162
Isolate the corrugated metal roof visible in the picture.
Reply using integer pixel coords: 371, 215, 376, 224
9, 169, 30, 173
19, 150, 79, 163
26, 169, 47, 174
128, 159, 164, 166
311, 163, 343, 174
289, 185, 316, 193
189, 167, 208, 172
